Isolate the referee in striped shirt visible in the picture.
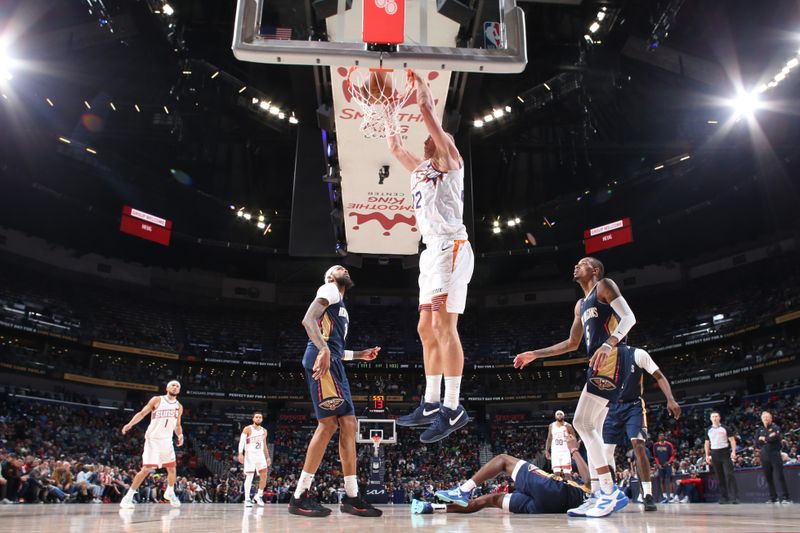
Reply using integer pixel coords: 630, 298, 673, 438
704, 411, 739, 504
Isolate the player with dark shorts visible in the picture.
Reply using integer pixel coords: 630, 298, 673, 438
417, 433, 589, 515
653, 433, 676, 503
288, 265, 382, 518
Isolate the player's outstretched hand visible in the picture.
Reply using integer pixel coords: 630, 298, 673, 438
176, 434, 184, 447
359, 347, 381, 361
313, 347, 331, 380
565, 433, 580, 454
667, 399, 682, 420
121, 424, 130, 435
513, 351, 538, 369
589, 344, 611, 371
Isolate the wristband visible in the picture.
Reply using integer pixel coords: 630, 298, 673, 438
343, 350, 354, 361
601, 342, 613, 350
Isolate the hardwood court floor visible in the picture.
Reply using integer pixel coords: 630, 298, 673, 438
1, 502, 798, 533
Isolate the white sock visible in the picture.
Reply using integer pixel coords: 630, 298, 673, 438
244, 473, 254, 500
443, 376, 461, 410
166, 484, 174, 495
591, 479, 600, 494
125, 488, 136, 499
294, 471, 314, 499
599, 472, 614, 494
344, 475, 358, 498
459, 479, 476, 493
642, 481, 652, 496
424, 375, 442, 404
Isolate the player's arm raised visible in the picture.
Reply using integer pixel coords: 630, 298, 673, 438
175, 405, 184, 446
566, 434, 590, 489
590, 278, 636, 371
387, 133, 422, 173
302, 297, 332, 380
410, 71, 461, 169
122, 396, 159, 434
514, 300, 583, 369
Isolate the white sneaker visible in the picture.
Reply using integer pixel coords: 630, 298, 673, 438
119, 497, 135, 509
567, 494, 598, 517
254, 495, 264, 507
92, 498, 102, 504
679, 497, 689, 503
244, 499, 253, 507
585, 486, 629, 518
164, 489, 181, 508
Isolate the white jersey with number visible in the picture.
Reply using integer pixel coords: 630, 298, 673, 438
145, 396, 181, 440
245, 426, 267, 455
410, 159, 468, 244
550, 422, 571, 455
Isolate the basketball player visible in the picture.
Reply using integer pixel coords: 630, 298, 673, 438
420, 433, 589, 515
238, 412, 271, 507
513, 257, 634, 517
387, 70, 474, 443
289, 265, 382, 518
119, 380, 183, 509
547, 410, 577, 475
603, 358, 681, 511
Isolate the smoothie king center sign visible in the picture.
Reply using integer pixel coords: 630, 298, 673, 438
331, 67, 452, 255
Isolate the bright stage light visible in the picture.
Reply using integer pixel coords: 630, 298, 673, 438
730, 90, 760, 118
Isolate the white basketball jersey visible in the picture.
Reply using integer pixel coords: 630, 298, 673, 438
410, 160, 468, 244
145, 396, 181, 440
550, 422, 570, 453
245, 426, 266, 455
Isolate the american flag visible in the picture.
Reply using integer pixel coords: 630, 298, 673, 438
260, 25, 293, 40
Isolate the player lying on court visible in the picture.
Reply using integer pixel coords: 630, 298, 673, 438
413, 433, 590, 515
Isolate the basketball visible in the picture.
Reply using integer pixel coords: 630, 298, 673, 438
366, 70, 393, 104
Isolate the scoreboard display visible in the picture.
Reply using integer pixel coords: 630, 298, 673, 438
120, 206, 172, 246
584, 218, 633, 254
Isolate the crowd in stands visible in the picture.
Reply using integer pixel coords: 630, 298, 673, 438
1, 382, 797, 505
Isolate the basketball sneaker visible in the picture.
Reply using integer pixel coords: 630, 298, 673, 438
411, 499, 433, 514
396, 402, 441, 427
164, 487, 181, 508
419, 405, 469, 443
254, 494, 264, 506
567, 493, 598, 517
288, 490, 331, 517
434, 486, 472, 507
643, 494, 657, 512
119, 494, 135, 510
585, 486, 629, 518
244, 498, 253, 507
340, 495, 383, 517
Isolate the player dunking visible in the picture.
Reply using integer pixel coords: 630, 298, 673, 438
514, 257, 635, 517
238, 412, 271, 507
289, 265, 382, 518
387, 70, 474, 443
119, 380, 183, 509
547, 410, 577, 475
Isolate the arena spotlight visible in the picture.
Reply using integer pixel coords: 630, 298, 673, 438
163, 3, 174, 16
492, 227, 501, 234
473, 119, 484, 128
729, 90, 760, 119
0, 51, 13, 81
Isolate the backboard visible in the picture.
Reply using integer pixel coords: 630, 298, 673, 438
356, 418, 397, 444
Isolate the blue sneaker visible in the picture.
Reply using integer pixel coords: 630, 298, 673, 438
411, 499, 433, 514
435, 486, 472, 507
419, 405, 469, 443
585, 486, 629, 518
396, 402, 441, 427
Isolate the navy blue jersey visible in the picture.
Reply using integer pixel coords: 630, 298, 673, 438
509, 463, 589, 514
616, 348, 645, 402
653, 441, 674, 465
302, 283, 349, 368
580, 283, 627, 398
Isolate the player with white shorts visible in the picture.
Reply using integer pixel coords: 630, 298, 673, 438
120, 380, 184, 509
239, 412, 271, 507
388, 70, 474, 443
547, 411, 575, 474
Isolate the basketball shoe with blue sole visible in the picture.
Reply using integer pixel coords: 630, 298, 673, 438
419, 405, 469, 443
585, 486, 629, 518
411, 499, 433, 514
396, 402, 440, 427
435, 487, 472, 507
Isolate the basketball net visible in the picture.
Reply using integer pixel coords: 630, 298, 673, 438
371, 434, 383, 456
346, 67, 415, 138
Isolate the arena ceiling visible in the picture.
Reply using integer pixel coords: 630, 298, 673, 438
0, 0, 798, 288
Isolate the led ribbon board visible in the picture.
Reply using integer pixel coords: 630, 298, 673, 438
584, 218, 633, 254
120, 206, 173, 246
